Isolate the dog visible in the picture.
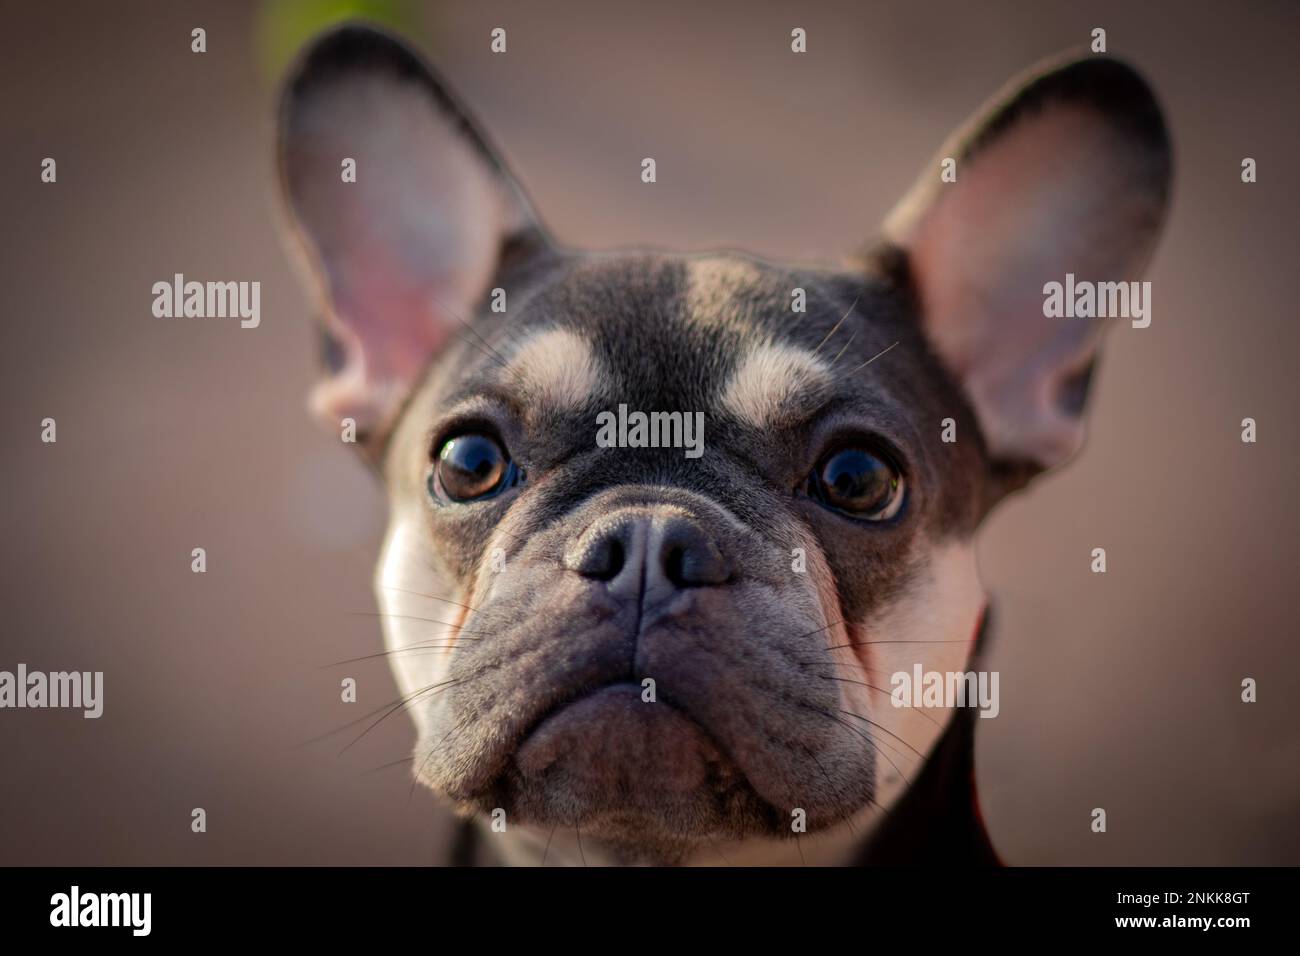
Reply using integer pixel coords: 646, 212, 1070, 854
276, 23, 1170, 865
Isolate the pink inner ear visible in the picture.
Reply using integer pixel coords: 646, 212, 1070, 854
310, 259, 458, 434
893, 105, 1162, 468
910, 109, 1114, 361
283, 62, 534, 437
342, 259, 453, 382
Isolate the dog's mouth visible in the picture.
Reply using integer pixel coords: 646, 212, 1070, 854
407, 547, 880, 852
513, 681, 735, 789
474, 681, 784, 845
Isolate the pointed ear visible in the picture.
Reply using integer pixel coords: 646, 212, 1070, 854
277, 24, 539, 440
884, 54, 1172, 475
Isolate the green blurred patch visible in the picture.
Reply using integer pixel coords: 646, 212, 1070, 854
256, 0, 427, 84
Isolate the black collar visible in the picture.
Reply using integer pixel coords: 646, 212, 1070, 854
850, 604, 1001, 866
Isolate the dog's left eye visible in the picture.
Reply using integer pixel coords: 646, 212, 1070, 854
809, 446, 905, 521
431, 433, 520, 503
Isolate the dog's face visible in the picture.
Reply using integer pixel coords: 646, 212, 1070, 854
376, 251, 993, 860
278, 26, 1170, 862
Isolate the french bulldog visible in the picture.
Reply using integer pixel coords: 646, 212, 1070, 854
276, 24, 1170, 865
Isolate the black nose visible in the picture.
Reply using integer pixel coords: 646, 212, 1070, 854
564, 509, 732, 600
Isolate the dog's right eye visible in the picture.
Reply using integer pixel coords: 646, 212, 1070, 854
431, 433, 519, 503
808, 444, 906, 521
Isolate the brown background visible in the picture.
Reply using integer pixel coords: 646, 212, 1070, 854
1, 0, 1296, 865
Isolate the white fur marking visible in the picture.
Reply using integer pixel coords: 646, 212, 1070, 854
721, 342, 831, 429
501, 328, 603, 411
684, 257, 764, 328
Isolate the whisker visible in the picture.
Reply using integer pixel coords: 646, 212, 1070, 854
806, 749, 857, 837
810, 294, 861, 357
430, 286, 548, 375
319, 643, 466, 668
339, 678, 462, 755
348, 611, 491, 642
360, 755, 416, 776
838, 708, 926, 760
828, 328, 858, 367
792, 618, 846, 642
410, 719, 468, 803
818, 638, 971, 652
425, 288, 513, 369
295, 688, 439, 748
846, 340, 899, 375
828, 712, 912, 786
374, 586, 480, 614
454, 329, 514, 370
811, 672, 941, 729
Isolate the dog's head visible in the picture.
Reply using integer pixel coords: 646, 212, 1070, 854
277, 25, 1170, 862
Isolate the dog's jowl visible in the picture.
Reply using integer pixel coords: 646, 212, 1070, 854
277, 25, 1170, 865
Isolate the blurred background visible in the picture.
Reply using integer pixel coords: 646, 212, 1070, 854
1, 0, 1297, 865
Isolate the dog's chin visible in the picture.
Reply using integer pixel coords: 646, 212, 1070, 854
458, 682, 786, 858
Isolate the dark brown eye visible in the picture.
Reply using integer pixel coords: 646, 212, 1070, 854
810, 446, 905, 520
432, 433, 519, 503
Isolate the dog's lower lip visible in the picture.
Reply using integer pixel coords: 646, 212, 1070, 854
511, 681, 726, 789
477, 679, 789, 845
514, 680, 673, 753
520, 679, 642, 730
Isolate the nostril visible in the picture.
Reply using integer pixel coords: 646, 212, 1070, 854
658, 525, 730, 588
600, 540, 625, 581
663, 545, 686, 587
570, 534, 625, 581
